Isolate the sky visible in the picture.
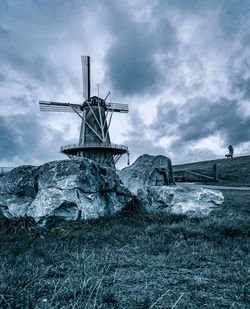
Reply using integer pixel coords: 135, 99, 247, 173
0, 0, 250, 168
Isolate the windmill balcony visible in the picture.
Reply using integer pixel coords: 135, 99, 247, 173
60, 143, 128, 155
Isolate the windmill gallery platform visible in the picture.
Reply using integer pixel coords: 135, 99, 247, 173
39, 56, 129, 169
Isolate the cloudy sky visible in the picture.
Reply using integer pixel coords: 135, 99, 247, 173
0, 0, 250, 168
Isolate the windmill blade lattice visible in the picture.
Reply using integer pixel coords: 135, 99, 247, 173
81, 56, 90, 100
105, 102, 129, 113
39, 101, 82, 113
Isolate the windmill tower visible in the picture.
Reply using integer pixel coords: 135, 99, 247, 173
39, 56, 129, 169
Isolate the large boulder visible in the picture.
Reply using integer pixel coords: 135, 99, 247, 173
0, 165, 38, 219
119, 154, 224, 218
118, 154, 175, 194
0, 158, 133, 226
137, 184, 224, 218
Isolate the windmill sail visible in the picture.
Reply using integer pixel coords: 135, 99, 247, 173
39, 101, 82, 113
81, 56, 90, 100
105, 102, 129, 113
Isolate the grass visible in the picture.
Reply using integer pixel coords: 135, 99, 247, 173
173, 155, 250, 186
0, 190, 249, 308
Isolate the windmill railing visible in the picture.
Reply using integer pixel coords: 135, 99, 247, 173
60, 143, 128, 152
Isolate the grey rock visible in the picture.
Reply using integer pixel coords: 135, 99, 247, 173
118, 154, 175, 194
0, 158, 133, 226
137, 184, 224, 218
118, 154, 223, 218
0, 165, 39, 219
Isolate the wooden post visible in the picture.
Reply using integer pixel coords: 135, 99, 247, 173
213, 163, 217, 182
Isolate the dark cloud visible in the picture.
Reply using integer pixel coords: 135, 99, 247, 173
121, 109, 168, 163
0, 73, 5, 83
125, 136, 167, 165
104, 0, 250, 99
0, 0, 94, 93
0, 45, 65, 96
0, 112, 69, 165
124, 96, 250, 163
233, 77, 250, 100
0, 0, 250, 166
5, 53, 59, 85
217, 0, 250, 36
0, 26, 10, 39
168, 0, 250, 23
104, 1, 177, 96
151, 97, 250, 147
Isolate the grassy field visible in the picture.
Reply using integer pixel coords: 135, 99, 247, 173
0, 190, 249, 308
173, 155, 250, 186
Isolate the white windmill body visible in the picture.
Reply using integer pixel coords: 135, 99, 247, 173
39, 56, 129, 169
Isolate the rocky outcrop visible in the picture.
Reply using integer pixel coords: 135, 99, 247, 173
0, 158, 133, 226
118, 154, 223, 218
137, 184, 224, 218
0, 154, 224, 225
118, 154, 175, 194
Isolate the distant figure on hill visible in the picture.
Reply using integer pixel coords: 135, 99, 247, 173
225, 145, 234, 158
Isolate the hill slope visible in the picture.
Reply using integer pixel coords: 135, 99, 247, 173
173, 155, 250, 186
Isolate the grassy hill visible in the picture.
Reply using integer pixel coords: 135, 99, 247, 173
173, 155, 250, 186
0, 190, 249, 308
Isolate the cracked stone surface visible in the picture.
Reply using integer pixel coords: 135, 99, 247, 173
137, 185, 224, 218
118, 154, 223, 218
0, 158, 133, 226
118, 154, 175, 194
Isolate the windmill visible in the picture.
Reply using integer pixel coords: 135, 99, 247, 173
39, 56, 129, 169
